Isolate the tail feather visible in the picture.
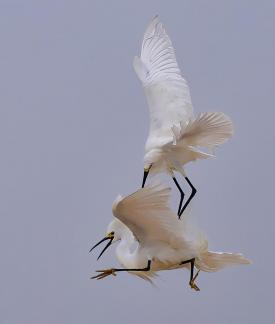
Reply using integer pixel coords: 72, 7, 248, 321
172, 112, 234, 149
197, 251, 251, 272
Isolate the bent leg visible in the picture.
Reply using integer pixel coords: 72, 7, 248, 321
178, 176, 197, 218
115, 260, 151, 272
180, 258, 200, 291
172, 176, 185, 217
91, 260, 152, 280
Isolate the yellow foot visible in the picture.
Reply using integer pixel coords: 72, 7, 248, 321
91, 268, 117, 280
189, 280, 200, 291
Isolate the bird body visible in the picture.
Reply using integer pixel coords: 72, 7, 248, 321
135, 16, 234, 216
91, 184, 250, 286
108, 218, 197, 282
134, 16, 233, 172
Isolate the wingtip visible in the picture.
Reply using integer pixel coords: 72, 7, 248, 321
150, 15, 160, 26
145, 15, 161, 35
152, 14, 159, 21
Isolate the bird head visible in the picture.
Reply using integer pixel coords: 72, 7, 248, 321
89, 231, 115, 260
89, 220, 125, 260
144, 150, 159, 167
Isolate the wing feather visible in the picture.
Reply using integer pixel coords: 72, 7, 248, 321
112, 184, 186, 246
133, 16, 194, 139
172, 112, 234, 149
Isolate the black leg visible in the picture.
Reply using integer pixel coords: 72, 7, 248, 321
172, 176, 185, 217
115, 260, 151, 272
180, 258, 195, 283
91, 260, 151, 280
178, 176, 197, 218
142, 165, 152, 188
180, 258, 200, 291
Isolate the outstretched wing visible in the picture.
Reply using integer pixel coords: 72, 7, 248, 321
112, 183, 186, 246
172, 112, 234, 149
133, 16, 194, 138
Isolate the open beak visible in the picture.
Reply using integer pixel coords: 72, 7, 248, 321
89, 232, 114, 260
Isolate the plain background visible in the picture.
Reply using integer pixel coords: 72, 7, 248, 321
0, 1, 274, 323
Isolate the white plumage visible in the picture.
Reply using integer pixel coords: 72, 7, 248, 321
89, 16, 249, 291
91, 184, 250, 289
134, 16, 234, 216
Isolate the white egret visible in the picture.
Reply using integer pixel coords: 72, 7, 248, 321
90, 184, 250, 290
134, 16, 234, 217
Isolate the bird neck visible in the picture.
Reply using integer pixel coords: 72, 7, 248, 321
115, 237, 138, 268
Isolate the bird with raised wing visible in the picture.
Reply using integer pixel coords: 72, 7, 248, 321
90, 184, 250, 290
134, 16, 234, 217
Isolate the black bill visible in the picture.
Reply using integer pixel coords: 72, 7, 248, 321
89, 233, 114, 260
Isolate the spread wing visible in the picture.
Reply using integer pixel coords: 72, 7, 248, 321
112, 183, 186, 246
133, 16, 194, 138
172, 112, 234, 149
153, 112, 233, 167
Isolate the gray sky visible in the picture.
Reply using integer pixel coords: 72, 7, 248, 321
0, 1, 274, 323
